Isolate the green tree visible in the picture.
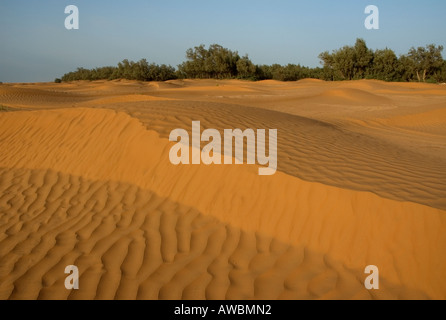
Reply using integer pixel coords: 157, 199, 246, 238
433, 60, 446, 83
395, 55, 415, 82
370, 48, 399, 81
353, 38, 374, 79
254, 65, 272, 80
236, 55, 256, 79
178, 44, 241, 79
407, 44, 444, 82
318, 51, 336, 80
319, 39, 374, 80
319, 45, 356, 80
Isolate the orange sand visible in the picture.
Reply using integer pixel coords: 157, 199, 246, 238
0, 79, 445, 300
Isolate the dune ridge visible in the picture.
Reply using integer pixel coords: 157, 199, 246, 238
3, 80, 445, 210
1, 107, 445, 299
116, 100, 446, 210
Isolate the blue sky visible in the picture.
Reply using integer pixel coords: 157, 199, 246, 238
1, 0, 445, 82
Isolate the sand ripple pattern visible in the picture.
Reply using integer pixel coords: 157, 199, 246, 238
1, 81, 445, 210
118, 100, 446, 210
0, 168, 428, 300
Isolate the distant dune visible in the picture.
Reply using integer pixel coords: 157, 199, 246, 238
0, 79, 445, 299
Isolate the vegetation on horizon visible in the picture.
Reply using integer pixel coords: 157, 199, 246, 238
59, 39, 446, 83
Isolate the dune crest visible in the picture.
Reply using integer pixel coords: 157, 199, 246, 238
1, 107, 446, 299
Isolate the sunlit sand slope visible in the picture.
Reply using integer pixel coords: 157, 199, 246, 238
1, 80, 444, 210
0, 107, 445, 299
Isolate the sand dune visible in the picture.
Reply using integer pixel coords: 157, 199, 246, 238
0, 166, 436, 300
0, 80, 446, 300
314, 88, 393, 106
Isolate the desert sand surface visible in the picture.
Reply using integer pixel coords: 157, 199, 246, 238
0, 79, 445, 300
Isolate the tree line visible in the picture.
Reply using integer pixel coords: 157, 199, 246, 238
58, 39, 446, 83
60, 59, 176, 82
318, 39, 444, 82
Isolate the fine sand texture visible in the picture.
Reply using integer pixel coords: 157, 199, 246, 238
0, 79, 445, 300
